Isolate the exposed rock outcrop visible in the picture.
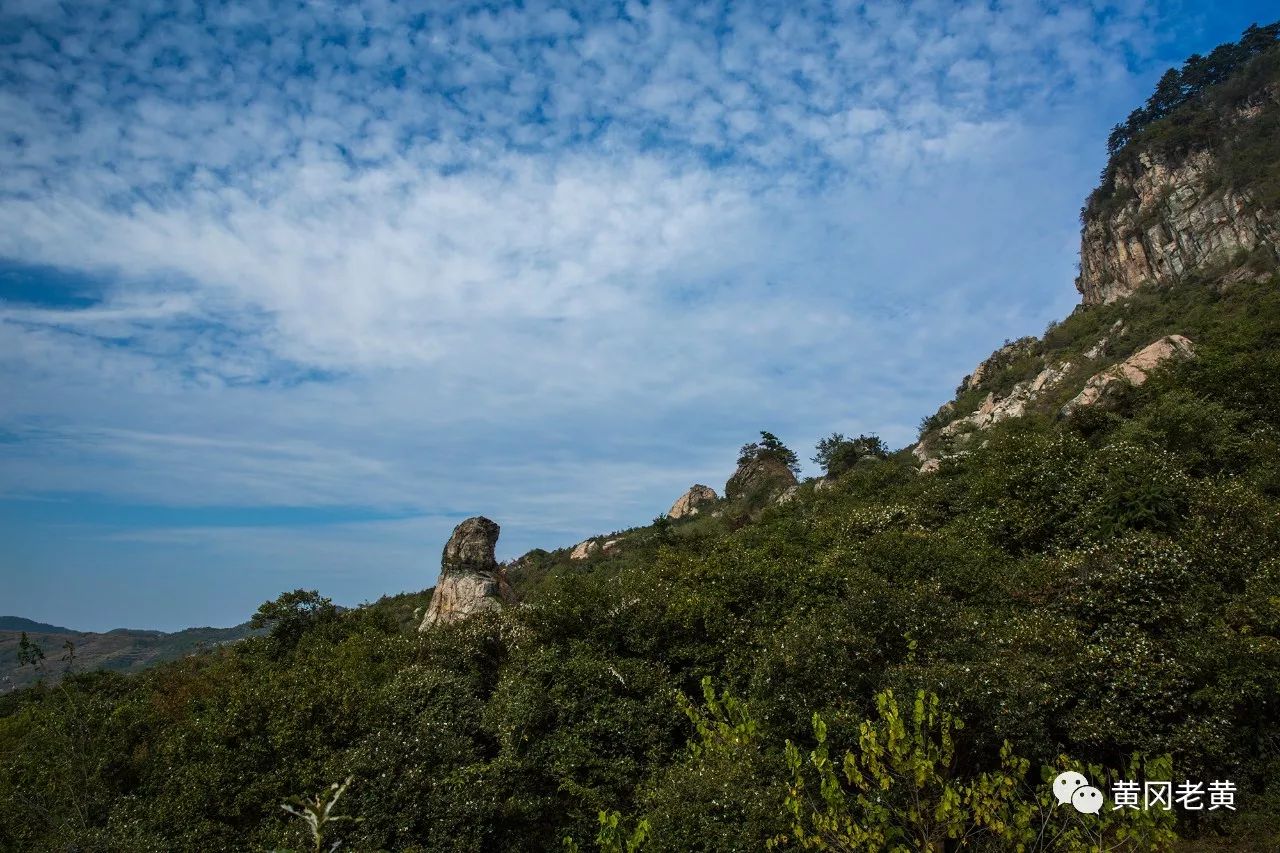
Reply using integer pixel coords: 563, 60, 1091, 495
1062, 335, 1196, 415
420, 517, 513, 629
914, 357, 1075, 471
725, 455, 798, 503
568, 537, 623, 560
1077, 147, 1280, 306
569, 539, 599, 560
913, 51, 1276, 472
668, 484, 718, 519
940, 362, 1074, 439
1084, 320, 1127, 360
961, 337, 1038, 392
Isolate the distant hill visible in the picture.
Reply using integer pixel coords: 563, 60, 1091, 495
1, 619, 259, 691
0, 616, 75, 634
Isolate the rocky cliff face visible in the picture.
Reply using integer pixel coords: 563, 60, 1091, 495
912, 56, 1278, 468
420, 516, 514, 629
1076, 83, 1280, 306
1076, 150, 1279, 305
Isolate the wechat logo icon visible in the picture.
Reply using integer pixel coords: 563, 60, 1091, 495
1054, 771, 1104, 815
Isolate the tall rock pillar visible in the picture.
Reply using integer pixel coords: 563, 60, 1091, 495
419, 516, 513, 629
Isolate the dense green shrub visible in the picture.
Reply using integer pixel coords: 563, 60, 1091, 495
811, 433, 889, 478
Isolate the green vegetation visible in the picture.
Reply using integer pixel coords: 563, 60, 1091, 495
250, 589, 340, 652
811, 433, 889, 478
276, 776, 361, 853
775, 690, 1176, 852
739, 430, 802, 475
1102, 23, 1279, 157
1085, 22, 1280, 220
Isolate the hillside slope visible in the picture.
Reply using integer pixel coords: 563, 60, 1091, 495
1, 620, 258, 691
913, 23, 1280, 472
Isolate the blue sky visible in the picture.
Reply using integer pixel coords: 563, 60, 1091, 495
1, 0, 1274, 632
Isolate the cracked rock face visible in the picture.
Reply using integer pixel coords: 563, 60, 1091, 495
668, 484, 718, 519
420, 516, 513, 629
1076, 148, 1280, 306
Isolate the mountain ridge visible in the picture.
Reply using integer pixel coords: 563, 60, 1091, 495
1, 618, 258, 691
0, 616, 74, 634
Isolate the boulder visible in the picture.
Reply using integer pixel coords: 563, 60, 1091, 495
420, 516, 513, 629
1062, 335, 1195, 415
725, 455, 798, 503
668, 484, 718, 519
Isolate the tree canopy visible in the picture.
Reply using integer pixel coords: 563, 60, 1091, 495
738, 430, 801, 474
811, 432, 889, 478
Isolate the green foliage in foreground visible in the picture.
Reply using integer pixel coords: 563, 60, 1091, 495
570, 684, 1177, 853
3, 278, 1280, 851
275, 776, 360, 853
776, 690, 1175, 852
